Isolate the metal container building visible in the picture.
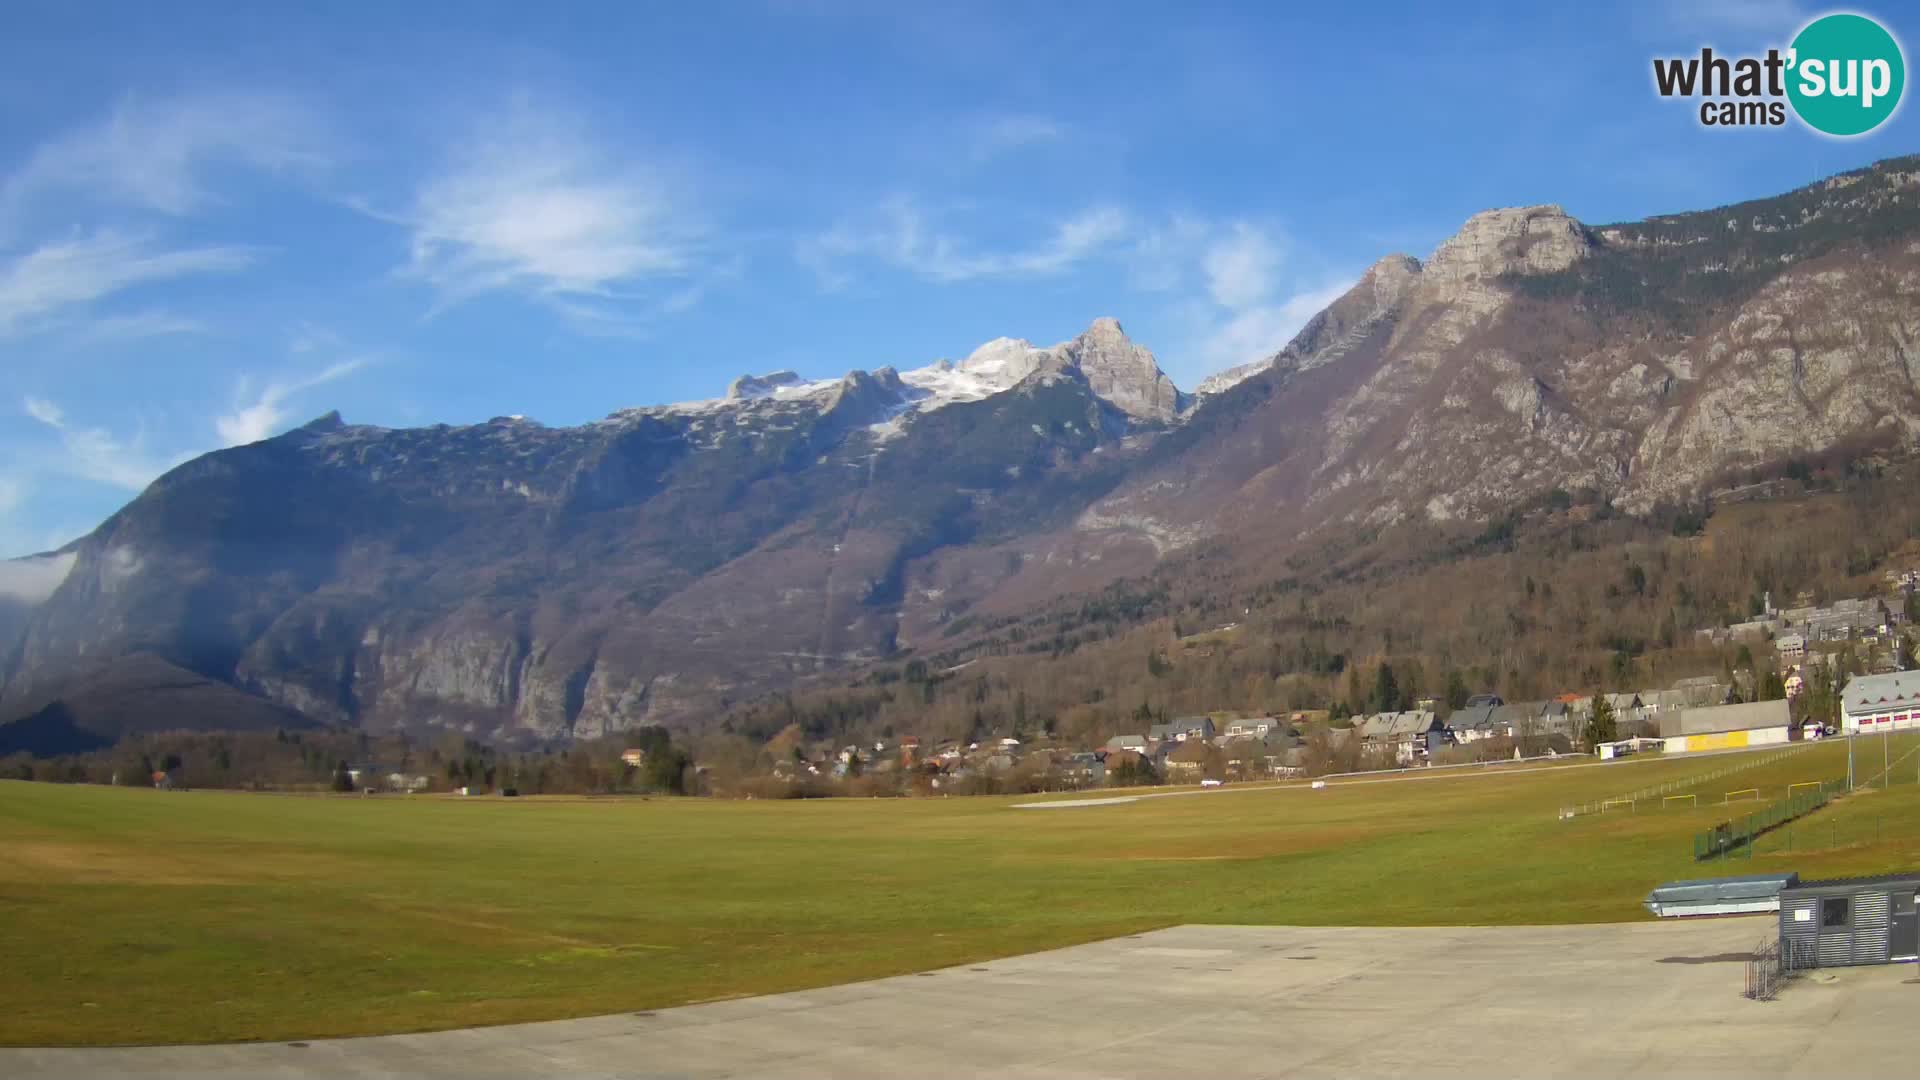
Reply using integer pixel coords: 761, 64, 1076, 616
1778, 872, 1920, 968
1643, 873, 1798, 917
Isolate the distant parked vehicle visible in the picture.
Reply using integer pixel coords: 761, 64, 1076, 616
1201, 778, 1223, 788
502, 787, 521, 797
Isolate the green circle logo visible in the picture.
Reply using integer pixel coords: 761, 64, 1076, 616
1787, 13, 1905, 136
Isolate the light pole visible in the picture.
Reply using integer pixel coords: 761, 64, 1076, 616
1848, 722, 1856, 791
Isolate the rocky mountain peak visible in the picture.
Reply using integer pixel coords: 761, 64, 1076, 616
1056, 317, 1185, 422
300, 410, 346, 434
727, 371, 807, 400
1195, 258, 1423, 397
1360, 253, 1423, 289
1424, 205, 1592, 286
958, 336, 1047, 384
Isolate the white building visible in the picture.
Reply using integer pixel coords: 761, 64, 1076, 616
1840, 672, 1920, 734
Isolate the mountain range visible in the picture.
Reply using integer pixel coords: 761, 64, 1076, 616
6, 154, 1920, 753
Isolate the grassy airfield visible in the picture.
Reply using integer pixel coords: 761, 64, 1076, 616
6, 734, 1919, 1046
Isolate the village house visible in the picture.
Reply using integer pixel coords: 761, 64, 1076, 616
1105, 734, 1150, 755
1222, 716, 1287, 739
1357, 710, 1444, 764
1671, 675, 1733, 708
1063, 752, 1105, 786
1148, 716, 1217, 745
1163, 738, 1222, 781
1228, 726, 1303, 777
1447, 703, 1501, 742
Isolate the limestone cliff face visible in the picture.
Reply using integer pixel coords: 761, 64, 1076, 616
1421, 205, 1592, 286
1056, 317, 1187, 422
1632, 255, 1920, 506
1069, 157, 1920, 566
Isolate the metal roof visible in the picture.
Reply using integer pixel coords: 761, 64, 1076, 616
1387, 710, 1439, 736
1644, 873, 1798, 915
1842, 672, 1920, 713
1784, 871, 1920, 893
1356, 713, 1396, 738
1448, 704, 1499, 731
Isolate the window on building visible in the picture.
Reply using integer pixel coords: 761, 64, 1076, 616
1822, 896, 1850, 928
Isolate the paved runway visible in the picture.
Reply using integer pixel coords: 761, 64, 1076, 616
7, 917, 1916, 1078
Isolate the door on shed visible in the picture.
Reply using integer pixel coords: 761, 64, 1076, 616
1893, 890, 1919, 961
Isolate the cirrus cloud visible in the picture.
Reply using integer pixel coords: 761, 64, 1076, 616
401, 98, 698, 318
0, 90, 335, 222
0, 229, 253, 340
799, 198, 1129, 288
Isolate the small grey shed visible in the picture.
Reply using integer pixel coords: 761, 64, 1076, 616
1778, 872, 1920, 969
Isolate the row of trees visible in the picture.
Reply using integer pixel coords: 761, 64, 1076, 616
2, 725, 698, 796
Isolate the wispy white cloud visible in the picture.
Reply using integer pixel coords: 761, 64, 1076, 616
402, 99, 695, 314
64, 310, 207, 346
0, 90, 334, 220
965, 112, 1065, 163
1201, 223, 1281, 310
800, 198, 1128, 287
1192, 279, 1352, 374
215, 356, 372, 446
1135, 218, 1353, 381
20, 395, 183, 492
0, 230, 252, 339
22, 396, 63, 427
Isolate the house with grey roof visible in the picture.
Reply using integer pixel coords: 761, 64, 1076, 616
1357, 710, 1444, 764
1841, 672, 1920, 734
1538, 700, 1578, 737
1148, 717, 1216, 745
1222, 716, 1289, 739
1355, 713, 1398, 742
1447, 704, 1501, 742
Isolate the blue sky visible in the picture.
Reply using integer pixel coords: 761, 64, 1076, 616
1, 0, 1915, 558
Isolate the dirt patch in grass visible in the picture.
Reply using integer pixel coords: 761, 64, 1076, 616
0, 842, 242, 887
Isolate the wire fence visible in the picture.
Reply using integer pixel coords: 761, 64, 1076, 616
1560, 747, 1803, 819
1693, 778, 1846, 860
1744, 939, 1783, 1001
1749, 812, 1902, 857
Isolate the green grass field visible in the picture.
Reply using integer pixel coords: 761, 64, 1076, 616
6, 736, 1920, 1047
